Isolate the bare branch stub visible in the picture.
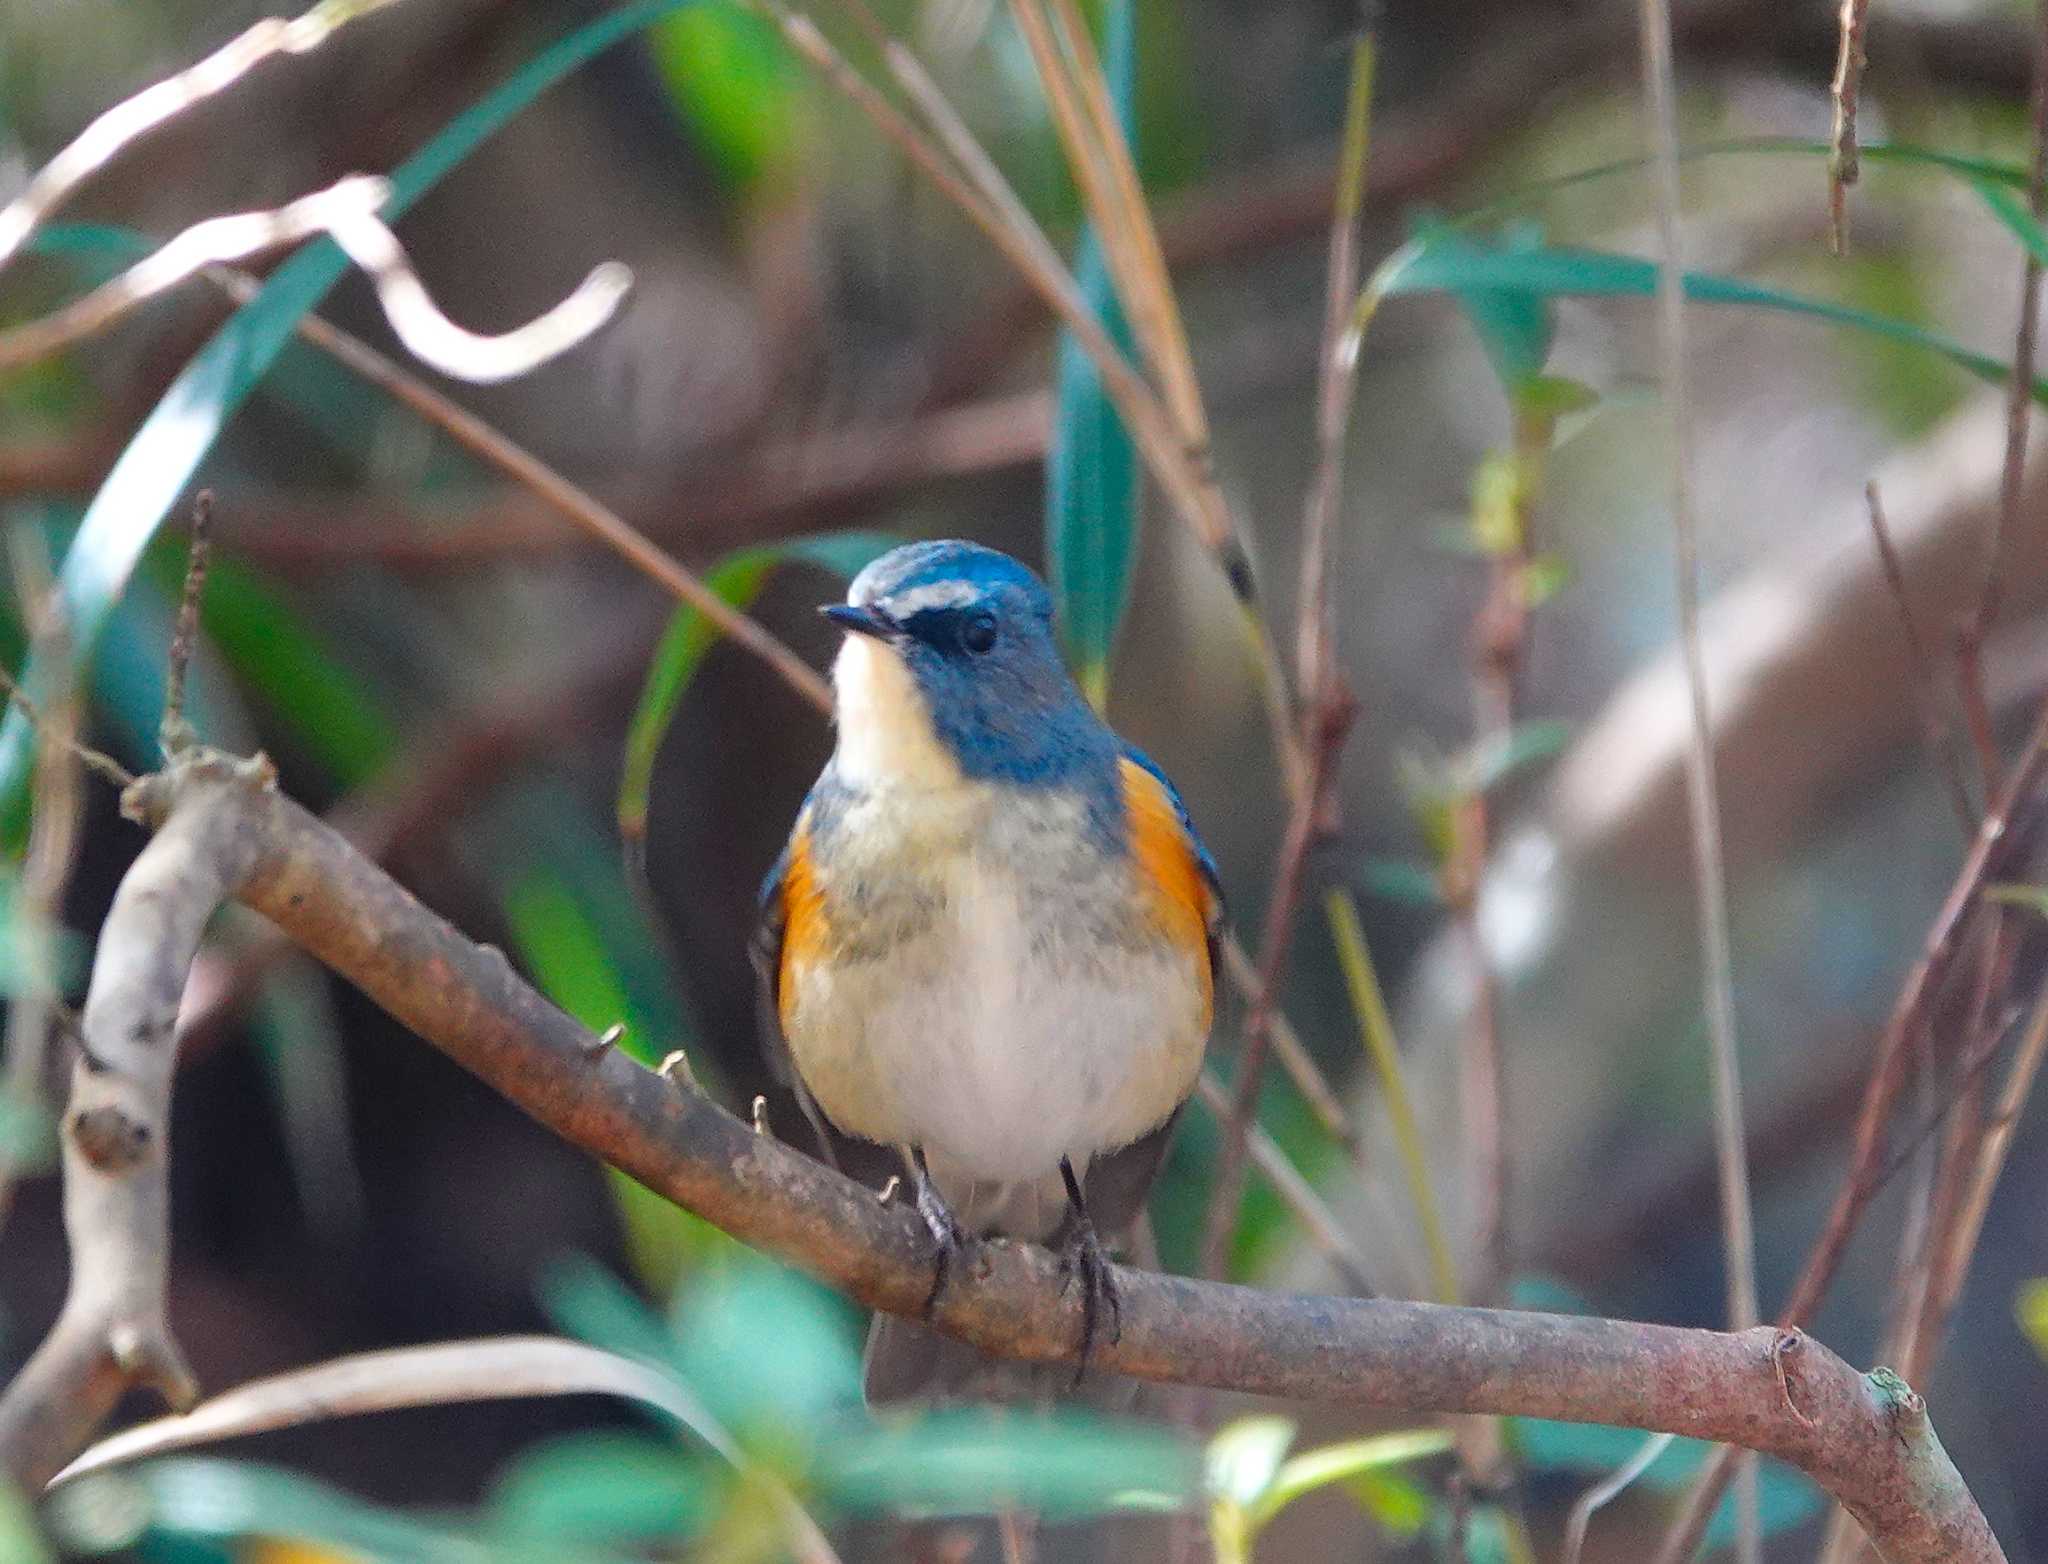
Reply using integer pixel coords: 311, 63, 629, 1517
0, 751, 276, 1489
161, 489, 214, 758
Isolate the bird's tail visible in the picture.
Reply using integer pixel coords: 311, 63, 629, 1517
862, 1315, 1137, 1408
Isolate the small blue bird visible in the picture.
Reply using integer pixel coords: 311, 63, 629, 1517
754, 540, 1221, 1402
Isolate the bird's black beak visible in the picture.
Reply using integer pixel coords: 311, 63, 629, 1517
820, 603, 899, 640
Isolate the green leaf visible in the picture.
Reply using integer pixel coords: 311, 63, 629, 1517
667, 1254, 862, 1435
0, 0, 704, 817
1468, 717, 1573, 794
650, 2, 804, 194
0, 1480, 50, 1564
1418, 219, 1554, 392
488, 1432, 715, 1548
1985, 883, 2048, 921
824, 1409, 1197, 1520
1375, 227, 2045, 406
1360, 857, 1442, 910
1969, 175, 2048, 266
2014, 1277, 2048, 1359
1204, 1415, 1296, 1509
48, 1460, 583, 1564
1247, 1427, 1453, 1530
1045, 0, 1141, 709
1349, 1470, 1432, 1537
617, 531, 895, 841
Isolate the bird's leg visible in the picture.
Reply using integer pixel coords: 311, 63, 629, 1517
909, 1145, 969, 1316
1056, 1155, 1122, 1385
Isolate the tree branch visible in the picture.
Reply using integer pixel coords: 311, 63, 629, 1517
0, 748, 2010, 1561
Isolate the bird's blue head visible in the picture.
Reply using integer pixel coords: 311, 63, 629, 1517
822, 540, 1111, 788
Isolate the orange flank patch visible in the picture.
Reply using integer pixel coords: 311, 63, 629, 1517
1117, 757, 1216, 1020
776, 824, 831, 1030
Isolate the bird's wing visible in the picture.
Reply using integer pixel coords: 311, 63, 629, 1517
752, 798, 839, 1165
1116, 745, 1225, 976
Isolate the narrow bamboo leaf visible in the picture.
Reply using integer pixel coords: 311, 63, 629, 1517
0, 0, 702, 813
1204, 1416, 1296, 1508
1419, 221, 1553, 391
1969, 174, 2048, 266
51, 1338, 709, 1487
49, 1459, 602, 1564
1376, 231, 2048, 404
1045, 0, 1140, 709
1247, 1428, 1454, 1530
1475, 137, 2029, 224
617, 531, 895, 842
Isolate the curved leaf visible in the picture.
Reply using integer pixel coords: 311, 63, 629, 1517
50, 1337, 711, 1487
1376, 230, 2048, 404
1046, 0, 1140, 709
0, 0, 702, 814
617, 530, 896, 842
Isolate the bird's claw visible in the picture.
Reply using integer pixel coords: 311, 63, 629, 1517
1057, 1211, 1122, 1386
913, 1161, 970, 1317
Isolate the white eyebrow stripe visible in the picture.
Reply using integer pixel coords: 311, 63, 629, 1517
883, 580, 981, 615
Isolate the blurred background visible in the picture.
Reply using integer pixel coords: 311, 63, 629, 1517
6, 0, 2048, 1558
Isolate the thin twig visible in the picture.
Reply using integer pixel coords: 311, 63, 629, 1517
1327, 887, 1460, 1305
771, 0, 1308, 797
160, 490, 213, 759
203, 268, 833, 714
1827, 0, 1871, 255
1976, 2, 2048, 666
1563, 1431, 1677, 1564
1655, 695, 2048, 1563
0, 535, 85, 1232
0, 0, 409, 275
0, 665, 136, 791
1198, 698, 1353, 1282
1638, 5, 1760, 1560
1197, 22, 1375, 1280
1193, 1070, 1376, 1295
1219, 935, 1358, 1156
1864, 481, 1976, 836
0, 172, 630, 380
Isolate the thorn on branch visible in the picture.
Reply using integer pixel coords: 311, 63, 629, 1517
877, 1174, 902, 1205
584, 1021, 625, 1059
752, 1094, 772, 1136
656, 1050, 699, 1093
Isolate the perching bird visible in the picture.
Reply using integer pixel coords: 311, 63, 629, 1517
754, 540, 1221, 1403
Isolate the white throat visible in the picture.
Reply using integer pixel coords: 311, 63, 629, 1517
831, 634, 962, 788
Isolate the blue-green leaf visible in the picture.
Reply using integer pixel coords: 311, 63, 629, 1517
48, 1460, 586, 1564
0, 0, 702, 816
1416, 219, 1554, 392
1046, 0, 1140, 710
824, 1409, 1197, 1520
1376, 227, 2046, 404
617, 530, 896, 841
488, 1433, 715, 1549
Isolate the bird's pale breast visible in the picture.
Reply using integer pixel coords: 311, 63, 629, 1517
779, 770, 1210, 1191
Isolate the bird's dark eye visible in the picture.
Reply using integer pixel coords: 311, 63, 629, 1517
960, 609, 999, 654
